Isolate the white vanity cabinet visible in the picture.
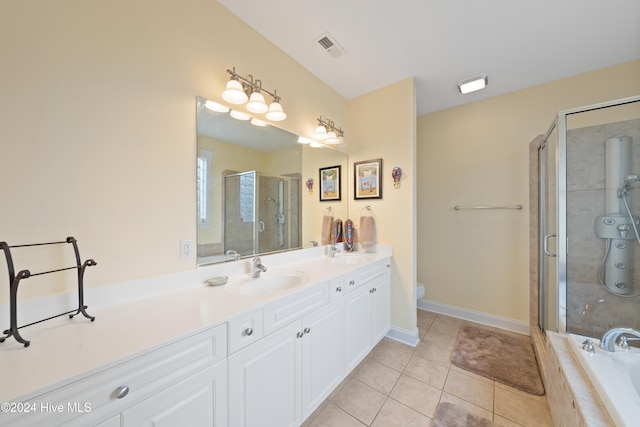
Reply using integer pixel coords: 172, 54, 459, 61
121, 359, 227, 426
3, 324, 228, 427
344, 261, 391, 372
228, 298, 344, 427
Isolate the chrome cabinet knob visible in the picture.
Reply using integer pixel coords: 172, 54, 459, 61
296, 331, 304, 338
304, 327, 311, 334
244, 327, 253, 336
336, 286, 342, 292
115, 385, 130, 399
349, 280, 355, 286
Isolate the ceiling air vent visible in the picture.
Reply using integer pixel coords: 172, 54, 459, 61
315, 32, 346, 59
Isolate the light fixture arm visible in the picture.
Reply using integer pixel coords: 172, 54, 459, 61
227, 67, 280, 102
317, 116, 344, 137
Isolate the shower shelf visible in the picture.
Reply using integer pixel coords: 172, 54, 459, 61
0, 237, 96, 347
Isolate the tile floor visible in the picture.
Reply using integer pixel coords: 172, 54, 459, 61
302, 310, 554, 427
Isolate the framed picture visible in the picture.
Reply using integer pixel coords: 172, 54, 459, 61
319, 165, 341, 201
354, 158, 382, 199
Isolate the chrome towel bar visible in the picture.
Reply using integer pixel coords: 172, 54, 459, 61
454, 204, 523, 210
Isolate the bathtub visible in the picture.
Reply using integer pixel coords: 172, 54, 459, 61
569, 334, 640, 427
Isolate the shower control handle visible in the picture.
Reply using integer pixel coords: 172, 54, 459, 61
543, 234, 557, 257
617, 224, 630, 239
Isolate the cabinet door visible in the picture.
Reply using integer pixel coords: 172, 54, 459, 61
370, 273, 391, 345
122, 360, 227, 427
302, 298, 344, 419
344, 284, 372, 373
229, 321, 303, 427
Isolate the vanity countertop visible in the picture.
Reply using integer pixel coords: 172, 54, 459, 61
0, 246, 391, 403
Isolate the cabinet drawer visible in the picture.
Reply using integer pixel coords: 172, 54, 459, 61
264, 282, 330, 335
5, 323, 227, 427
228, 309, 264, 354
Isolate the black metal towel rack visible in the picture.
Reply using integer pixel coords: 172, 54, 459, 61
0, 237, 97, 347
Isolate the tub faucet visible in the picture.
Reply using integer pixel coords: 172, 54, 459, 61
251, 257, 267, 278
599, 327, 640, 352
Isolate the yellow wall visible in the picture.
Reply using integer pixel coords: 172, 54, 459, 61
348, 78, 417, 332
0, 0, 347, 300
417, 59, 640, 323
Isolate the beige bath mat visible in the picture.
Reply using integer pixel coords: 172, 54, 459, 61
433, 402, 496, 427
451, 325, 545, 395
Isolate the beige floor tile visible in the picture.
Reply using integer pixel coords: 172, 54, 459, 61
369, 341, 415, 371
434, 314, 465, 326
439, 392, 494, 423
307, 402, 367, 427
443, 369, 494, 411
371, 397, 432, 427
414, 340, 452, 368
428, 319, 463, 336
422, 329, 458, 349
493, 414, 522, 427
390, 374, 442, 418
494, 385, 553, 427
332, 378, 387, 425
404, 355, 449, 389
449, 364, 494, 385
378, 336, 418, 353
417, 309, 436, 323
354, 359, 402, 394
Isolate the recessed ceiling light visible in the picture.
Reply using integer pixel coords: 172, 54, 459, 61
457, 74, 489, 94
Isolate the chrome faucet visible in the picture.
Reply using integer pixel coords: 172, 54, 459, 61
251, 257, 267, 278
225, 250, 241, 261
599, 327, 640, 351
328, 241, 341, 257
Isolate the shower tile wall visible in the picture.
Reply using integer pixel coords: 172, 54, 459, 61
566, 118, 640, 337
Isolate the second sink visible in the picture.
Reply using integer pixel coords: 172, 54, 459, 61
224, 270, 309, 296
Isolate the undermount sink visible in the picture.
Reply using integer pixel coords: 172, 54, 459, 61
224, 270, 309, 296
327, 253, 372, 265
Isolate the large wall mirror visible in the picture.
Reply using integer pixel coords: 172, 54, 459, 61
196, 96, 348, 265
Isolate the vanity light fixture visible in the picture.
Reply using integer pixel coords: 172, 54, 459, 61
204, 100, 230, 113
250, 117, 267, 127
229, 109, 251, 121
314, 117, 344, 145
222, 67, 287, 121
457, 73, 489, 94
297, 136, 313, 144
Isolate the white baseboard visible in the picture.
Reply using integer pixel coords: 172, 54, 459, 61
418, 299, 530, 335
385, 326, 420, 347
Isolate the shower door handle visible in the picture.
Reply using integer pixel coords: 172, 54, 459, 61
543, 234, 557, 257
258, 221, 265, 232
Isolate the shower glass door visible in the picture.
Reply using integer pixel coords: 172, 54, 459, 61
539, 120, 559, 335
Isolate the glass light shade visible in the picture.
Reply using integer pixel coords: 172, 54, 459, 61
297, 136, 313, 144
325, 131, 338, 144
250, 117, 267, 126
309, 141, 324, 148
204, 100, 229, 113
246, 92, 268, 113
229, 109, 251, 121
314, 125, 328, 140
222, 79, 248, 104
266, 102, 286, 121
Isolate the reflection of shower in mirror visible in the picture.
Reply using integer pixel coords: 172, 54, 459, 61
595, 135, 640, 297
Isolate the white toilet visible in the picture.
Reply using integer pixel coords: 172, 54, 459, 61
416, 283, 425, 302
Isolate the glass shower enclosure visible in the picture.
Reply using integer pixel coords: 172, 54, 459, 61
538, 96, 640, 338
224, 171, 301, 257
